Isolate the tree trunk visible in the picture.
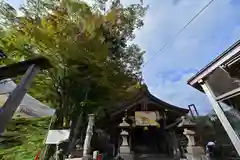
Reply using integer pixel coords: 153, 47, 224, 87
41, 144, 55, 160
66, 113, 83, 154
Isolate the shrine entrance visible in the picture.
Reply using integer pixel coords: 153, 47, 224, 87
131, 126, 165, 153
96, 85, 189, 159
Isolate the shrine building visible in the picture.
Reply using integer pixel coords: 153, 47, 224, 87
95, 85, 189, 159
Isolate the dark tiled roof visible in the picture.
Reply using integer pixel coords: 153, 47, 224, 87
97, 85, 188, 128
106, 85, 189, 116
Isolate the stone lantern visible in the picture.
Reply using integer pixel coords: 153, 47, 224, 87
178, 116, 205, 160
118, 113, 131, 154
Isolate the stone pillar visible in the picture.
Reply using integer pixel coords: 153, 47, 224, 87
82, 114, 95, 159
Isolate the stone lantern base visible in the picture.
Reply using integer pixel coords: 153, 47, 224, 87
185, 146, 206, 160
120, 145, 131, 154
186, 146, 204, 154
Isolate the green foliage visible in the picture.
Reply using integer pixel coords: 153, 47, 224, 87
0, 0, 147, 123
194, 115, 240, 159
0, 118, 50, 160
0, 0, 147, 158
194, 115, 232, 145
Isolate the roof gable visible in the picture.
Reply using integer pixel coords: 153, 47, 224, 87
108, 85, 189, 117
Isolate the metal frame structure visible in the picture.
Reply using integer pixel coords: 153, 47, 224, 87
0, 57, 52, 134
187, 40, 240, 155
188, 104, 199, 118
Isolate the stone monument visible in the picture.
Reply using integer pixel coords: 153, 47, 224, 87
178, 116, 206, 160
78, 114, 95, 160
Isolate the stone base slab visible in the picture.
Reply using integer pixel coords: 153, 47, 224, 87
67, 155, 92, 160
119, 154, 134, 160
120, 146, 131, 154
187, 146, 205, 155
185, 154, 208, 160
186, 146, 207, 160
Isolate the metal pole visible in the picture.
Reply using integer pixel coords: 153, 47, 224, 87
0, 64, 39, 134
200, 80, 240, 156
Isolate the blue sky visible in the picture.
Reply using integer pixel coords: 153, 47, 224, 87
8, 0, 240, 114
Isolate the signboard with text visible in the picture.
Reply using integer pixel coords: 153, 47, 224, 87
135, 111, 161, 126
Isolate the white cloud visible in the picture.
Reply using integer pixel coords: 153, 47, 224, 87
133, 0, 240, 114
148, 72, 212, 114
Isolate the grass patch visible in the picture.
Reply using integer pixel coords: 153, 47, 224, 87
0, 117, 50, 160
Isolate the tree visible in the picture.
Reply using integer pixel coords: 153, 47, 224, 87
194, 115, 240, 159
0, 0, 147, 158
